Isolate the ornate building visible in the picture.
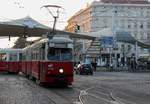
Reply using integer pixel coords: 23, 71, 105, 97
65, 0, 150, 65
65, 0, 150, 44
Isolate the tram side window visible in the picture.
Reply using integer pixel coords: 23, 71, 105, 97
37, 48, 41, 60
0, 53, 6, 61
22, 53, 26, 61
31, 51, 34, 60
10, 53, 17, 61
26, 50, 31, 61
19, 53, 22, 61
39, 47, 45, 60
32, 52, 35, 60
31, 50, 36, 60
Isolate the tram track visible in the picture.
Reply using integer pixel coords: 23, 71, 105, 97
46, 87, 78, 104
75, 84, 138, 104
16, 74, 80, 104
21, 75, 142, 104
17, 75, 58, 104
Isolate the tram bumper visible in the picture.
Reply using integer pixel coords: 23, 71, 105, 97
45, 74, 73, 85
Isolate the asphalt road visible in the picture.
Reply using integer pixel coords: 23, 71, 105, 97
0, 72, 150, 104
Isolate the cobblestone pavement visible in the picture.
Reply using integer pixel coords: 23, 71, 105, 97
0, 72, 150, 104
73, 72, 150, 104
0, 74, 71, 104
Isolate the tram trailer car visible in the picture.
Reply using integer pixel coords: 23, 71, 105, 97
0, 61, 8, 72
0, 49, 22, 73
22, 36, 74, 86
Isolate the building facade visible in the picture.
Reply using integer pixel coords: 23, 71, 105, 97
66, 0, 150, 44
65, 0, 150, 66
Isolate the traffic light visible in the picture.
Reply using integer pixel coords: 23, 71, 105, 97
75, 24, 80, 33
77, 25, 80, 31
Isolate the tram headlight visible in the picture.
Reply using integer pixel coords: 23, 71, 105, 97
59, 69, 64, 73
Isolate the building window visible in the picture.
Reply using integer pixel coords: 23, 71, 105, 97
103, 18, 107, 28
134, 22, 137, 28
121, 20, 125, 28
127, 45, 131, 52
128, 24, 131, 28
148, 33, 150, 39
140, 24, 143, 29
146, 9, 150, 17
147, 22, 150, 28
121, 44, 125, 52
134, 33, 137, 38
141, 32, 144, 40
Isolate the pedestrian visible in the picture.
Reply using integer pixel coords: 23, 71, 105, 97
110, 63, 113, 72
77, 62, 81, 69
130, 57, 137, 72
91, 61, 97, 71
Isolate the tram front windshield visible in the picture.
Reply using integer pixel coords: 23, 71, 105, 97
47, 48, 72, 61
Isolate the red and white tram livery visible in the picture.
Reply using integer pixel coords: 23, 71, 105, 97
0, 49, 22, 73
22, 36, 74, 85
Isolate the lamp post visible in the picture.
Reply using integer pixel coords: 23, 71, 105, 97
111, 5, 118, 70
128, 19, 139, 63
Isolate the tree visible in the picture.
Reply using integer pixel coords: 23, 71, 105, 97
13, 37, 28, 48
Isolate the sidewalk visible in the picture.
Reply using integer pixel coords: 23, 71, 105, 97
96, 66, 150, 72
96, 66, 129, 72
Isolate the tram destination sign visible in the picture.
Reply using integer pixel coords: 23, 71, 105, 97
55, 43, 67, 48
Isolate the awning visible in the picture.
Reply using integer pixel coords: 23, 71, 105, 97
89, 28, 150, 48
0, 16, 94, 40
116, 31, 150, 48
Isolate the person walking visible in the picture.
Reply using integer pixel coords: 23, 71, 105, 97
91, 61, 97, 71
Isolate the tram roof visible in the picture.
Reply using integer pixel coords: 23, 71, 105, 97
0, 48, 22, 53
0, 16, 94, 40
49, 36, 73, 43
22, 36, 74, 51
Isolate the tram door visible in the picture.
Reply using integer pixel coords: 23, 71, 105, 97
39, 44, 46, 81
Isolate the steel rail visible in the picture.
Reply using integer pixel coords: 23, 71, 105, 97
19, 76, 58, 104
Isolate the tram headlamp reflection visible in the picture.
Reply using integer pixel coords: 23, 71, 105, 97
59, 69, 64, 73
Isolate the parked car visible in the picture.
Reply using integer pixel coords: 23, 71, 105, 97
137, 58, 150, 70
75, 63, 93, 75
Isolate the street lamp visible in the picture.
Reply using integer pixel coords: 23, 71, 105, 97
111, 5, 118, 69
128, 19, 139, 63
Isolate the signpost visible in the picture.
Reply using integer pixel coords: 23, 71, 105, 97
101, 36, 113, 48
100, 36, 114, 69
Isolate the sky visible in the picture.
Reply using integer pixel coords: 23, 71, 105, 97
0, 0, 95, 48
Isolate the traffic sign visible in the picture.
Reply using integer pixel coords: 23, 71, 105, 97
100, 36, 113, 48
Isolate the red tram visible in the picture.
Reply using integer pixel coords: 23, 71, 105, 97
0, 35, 74, 86
0, 49, 22, 73
21, 36, 74, 85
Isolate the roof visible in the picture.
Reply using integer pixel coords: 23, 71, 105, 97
50, 36, 73, 43
89, 28, 150, 48
100, 0, 150, 4
0, 48, 22, 53
2, 16, 50, 29
116, 31, 150, 48
0, 16, 94, 40
0, 16, 50, 37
